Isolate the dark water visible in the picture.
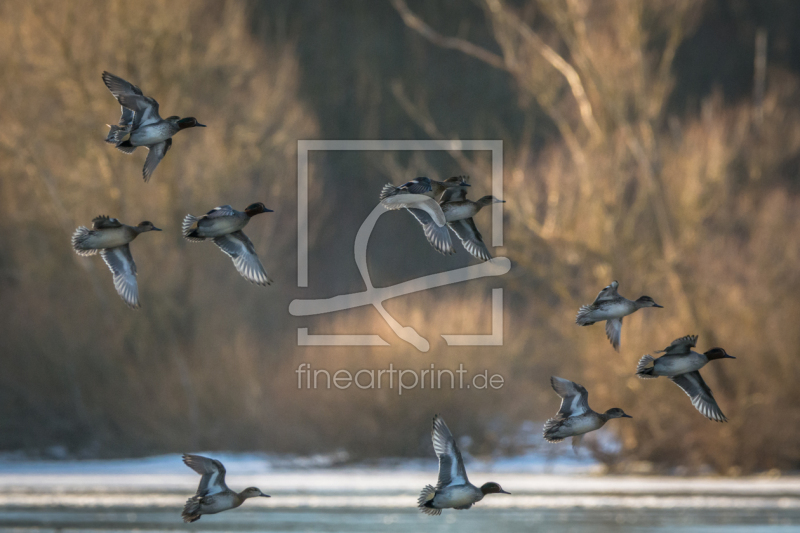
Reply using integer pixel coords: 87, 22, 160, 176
1, 507, 799, 533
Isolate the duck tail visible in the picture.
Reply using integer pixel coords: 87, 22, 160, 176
181, 496, 202, 523
542, 417, 565, 443
418, 485, 441, 516
379, 183, 401, 201
575, 305, 596, 326
636, 354, 657, 379
71, 226, 98, 256
182, 214, 205, 242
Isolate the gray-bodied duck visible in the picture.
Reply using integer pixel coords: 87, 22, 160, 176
439, 193, 504, 261
636, 335, 734, 422
418, 414, 510, 516
543, 376, 632, 450
576, 280, 663, 351
102, 71, 206, 182
181, 454, 269, 522
71, 216, 161, 308
183, 203, 273, 286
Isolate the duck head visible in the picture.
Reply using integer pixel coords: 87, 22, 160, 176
604, 408, 632, 419
704, 347, 735, 360
172, 116, 206, 129
136, 221, 162, 232
476, 195, 506, 207
635, 296, 663, 308
244, 202, 274, 217
240, 487, 270, 499
480, 482, 511, 495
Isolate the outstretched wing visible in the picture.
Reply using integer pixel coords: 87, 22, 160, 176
550, 376, 590, 418
407, 208, 455, 255
380, 194, 447, 226
670, 371, 727, 422
605, 317, 623, 351
204, 205, 237, 218
431, 415, 469, 488
91, 215, 122, 229
447, 218, 491, 261
102, 71, 162, 127
182, 454, 229, 496
213, 230, 272, 286
658, 335, 698, 355
591, 280, 619, 305
100, 245, 139, 309
142, 139, 171, 182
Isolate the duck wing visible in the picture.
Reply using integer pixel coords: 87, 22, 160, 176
439, 187, 468, 204
182, 454, 230, 496
212, 230, 272, 286
91, 215, 122, 230
431, 415, 469, 488
204, 205, 237, 219
447, 218, 491, 261
397, 178, 433, 195
380, 194, 446, 226
669, 371, 727, 422
658, 335, 698, 355
407, 208, 455, 255
605, 317, 622, 352
100, 245, 139, 309
142, 139, 171, 183
591, 281, 620, 305
550, 376, 590, 418
102, 71, 162, 127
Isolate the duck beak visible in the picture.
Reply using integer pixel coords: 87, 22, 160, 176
622, 414, 633, 418
500, 489, 511, 494
196, 122, 207, 127
653, 303, 664, 308
724, 354, 736, 359
462, 182, 471, 186
265, 208, 274, 213
152, 226, 162, 231
260, 493, 271, 497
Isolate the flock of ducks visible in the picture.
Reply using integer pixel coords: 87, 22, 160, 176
68, 72, 736, 520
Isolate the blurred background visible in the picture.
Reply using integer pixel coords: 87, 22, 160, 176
1, 0, 800, 479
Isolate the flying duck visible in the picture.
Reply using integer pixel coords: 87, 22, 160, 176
71, 216, 161, 308
543, 376, 632, 450
636, 335, 734, 422
102, 71, 206, 182
418, 414, 510, 515
575, 280, 663, 351
181, 454, 270, 522
182, 203, 274, 286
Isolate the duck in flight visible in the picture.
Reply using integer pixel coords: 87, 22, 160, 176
102, 71, 206, 182
183, 203, 274, 286
543, 376, 632, 450
418, 414, 510, 515
71, 216, 161, 308
381, 176, 503, 261
636, 335, 734, 422
575, 280, 663, 351
181, 454, 270, 522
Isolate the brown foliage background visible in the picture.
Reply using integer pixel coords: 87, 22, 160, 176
1, 0, 799, 473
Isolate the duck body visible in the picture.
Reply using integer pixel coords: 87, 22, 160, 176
186, 206, 251, 239
379, 176, 469, 202
418, 415, 509, 516
425, 484, 483, 511
125, 120, 182, 146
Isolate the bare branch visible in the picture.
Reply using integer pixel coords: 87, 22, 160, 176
390, 0, 510, 71
483, 0, 602, 140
